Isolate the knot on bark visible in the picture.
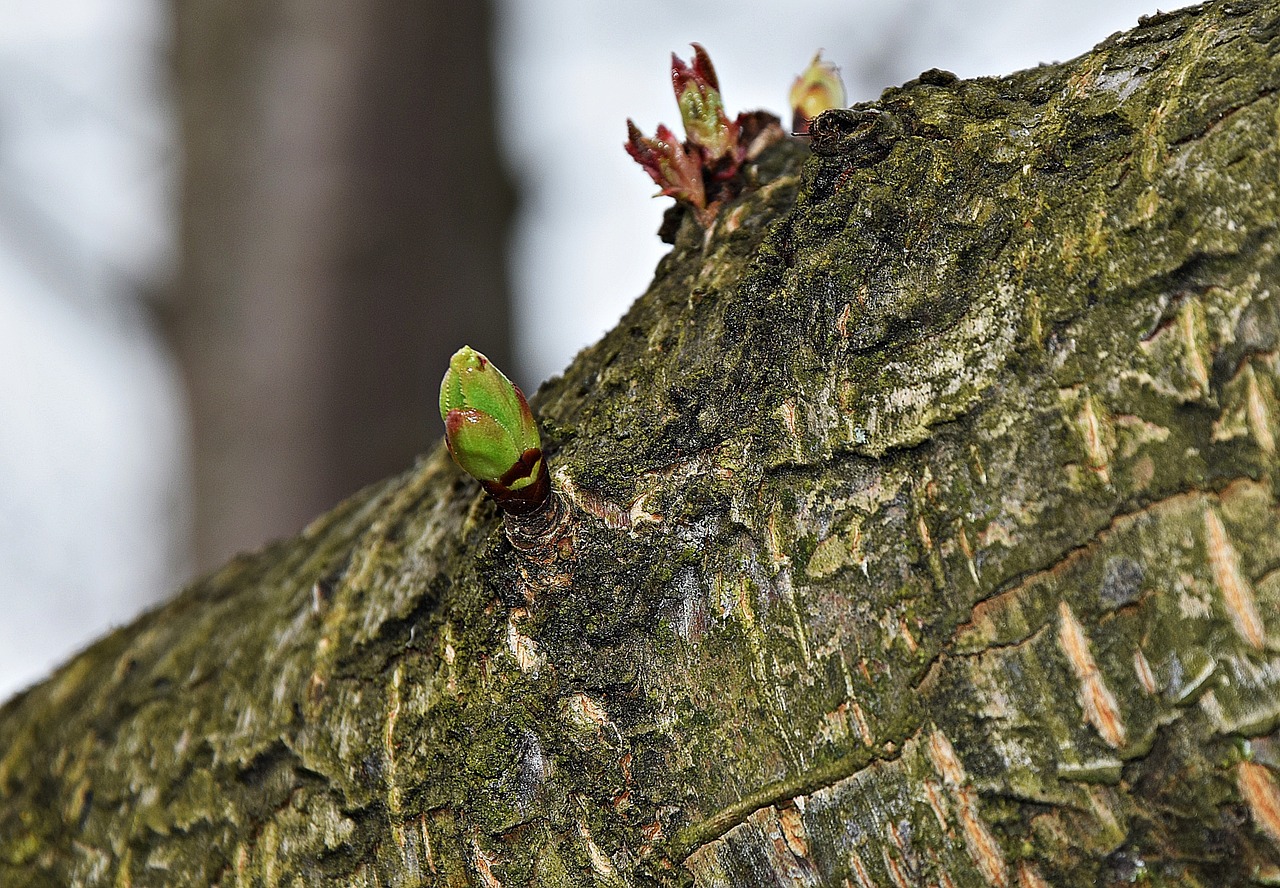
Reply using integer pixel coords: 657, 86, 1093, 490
808, 108, 902, 162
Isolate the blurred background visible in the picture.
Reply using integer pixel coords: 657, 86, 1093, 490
0, 0, 1170, 701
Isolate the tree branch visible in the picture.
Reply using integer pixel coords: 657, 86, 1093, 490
4, 1, 1280, 885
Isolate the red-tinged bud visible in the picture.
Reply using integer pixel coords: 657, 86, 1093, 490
672, 44, 741, 168
625, 119, 707, 211
440, 346, 549, 515
790, 51, 847, 135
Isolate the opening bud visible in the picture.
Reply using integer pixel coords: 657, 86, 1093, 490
672, 43, 741, 167
790, 51, 847, 135
625, 120, 708, 213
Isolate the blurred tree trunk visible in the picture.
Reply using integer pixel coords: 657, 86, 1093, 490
5, 2, 1280, 886
167, 0, 515, 573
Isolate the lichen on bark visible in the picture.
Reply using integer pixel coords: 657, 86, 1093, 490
5, 1, 1280, 885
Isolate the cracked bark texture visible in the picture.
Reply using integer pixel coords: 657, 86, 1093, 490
5, 1, 1280, 885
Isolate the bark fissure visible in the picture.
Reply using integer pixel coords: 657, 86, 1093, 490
953, 478, 1260, 649
681, 474, 1276, 864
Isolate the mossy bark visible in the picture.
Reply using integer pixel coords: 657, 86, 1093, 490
5, 1, 1280, 884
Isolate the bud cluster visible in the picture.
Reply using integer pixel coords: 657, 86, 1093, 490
625, 44, 756, 228
625, 45, 846, 228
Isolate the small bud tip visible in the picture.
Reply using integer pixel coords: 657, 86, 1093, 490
790, 51, 847, 135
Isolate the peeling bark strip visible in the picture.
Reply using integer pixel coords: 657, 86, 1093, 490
1057, 602, 1128, 748
1239, 761, 1280, 846
5, 2, 1280, 885
1203, 506, 1268, 649
927, 731, 1010, 888
1015, 862, 1051, 888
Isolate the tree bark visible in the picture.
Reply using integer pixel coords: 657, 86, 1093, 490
5, 1, 1280, 885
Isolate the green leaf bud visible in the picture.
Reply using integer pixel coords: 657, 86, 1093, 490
439, 346, 548, 514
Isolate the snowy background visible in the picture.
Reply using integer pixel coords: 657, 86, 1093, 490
0, 0, 1170, 701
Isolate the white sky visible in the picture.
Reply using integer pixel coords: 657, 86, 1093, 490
0, 0, 183, 702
